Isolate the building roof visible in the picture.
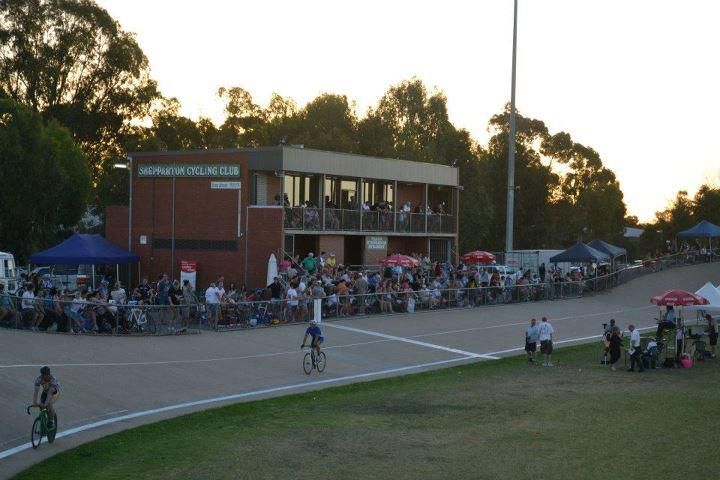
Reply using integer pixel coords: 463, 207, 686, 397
624, 227, 644, 238
129, 146, 459, 187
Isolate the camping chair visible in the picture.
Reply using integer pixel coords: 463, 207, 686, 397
689, 339, 711, 361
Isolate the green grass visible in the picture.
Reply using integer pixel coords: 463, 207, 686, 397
14, 344, 720, 480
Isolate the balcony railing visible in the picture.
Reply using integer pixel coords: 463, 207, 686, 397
283, 207, 456, 234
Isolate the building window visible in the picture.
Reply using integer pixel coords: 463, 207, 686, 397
362, 180, 393, 208
429, 239, 450, 263
284, 173, 320, 207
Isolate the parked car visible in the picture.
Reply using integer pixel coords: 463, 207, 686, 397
473, 264, 518, 282
29, 264, 93, 291
0, 251, 19, 293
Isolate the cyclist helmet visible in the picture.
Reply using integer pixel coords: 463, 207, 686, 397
40, 366, 51, 376
309, 319, 317, 325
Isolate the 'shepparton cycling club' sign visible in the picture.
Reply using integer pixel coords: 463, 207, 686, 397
138, 164, 241, 177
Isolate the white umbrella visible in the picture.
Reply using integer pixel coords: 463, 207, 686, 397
266, 253, 278, 287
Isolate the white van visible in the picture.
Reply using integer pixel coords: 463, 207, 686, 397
473, 264, 518, 282
31, 264, 93, 291
0, 251, 19, 293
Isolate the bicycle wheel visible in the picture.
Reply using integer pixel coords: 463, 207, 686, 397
145, 314, 157, 334
31, 418, 43, 449
47, 413, 58, 443
303, 353, 313, 375
316, 352, 327, 373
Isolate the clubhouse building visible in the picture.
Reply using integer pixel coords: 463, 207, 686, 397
106, 146, 459, 288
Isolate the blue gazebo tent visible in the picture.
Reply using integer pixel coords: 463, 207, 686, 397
677, 220, 720, 238
677, 220, 720, 253
549, 242, 610, 264
30, 234, 139, 288
587, 239, 627, 265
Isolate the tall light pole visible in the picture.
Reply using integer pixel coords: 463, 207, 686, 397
113, 155, 133, 285
505, 0, 518, 253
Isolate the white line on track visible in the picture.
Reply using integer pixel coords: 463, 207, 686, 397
482, 325, 658, 357
0, 339, 392, 369
323, 323, 499, 359
0, 322, 663, 460
0, 356, 474, 461
410, 305, 655, 339
0, 306, 656, 369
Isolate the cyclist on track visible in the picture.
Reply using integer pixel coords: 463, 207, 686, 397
33, 366, 60, 429
300, 319, 324, 356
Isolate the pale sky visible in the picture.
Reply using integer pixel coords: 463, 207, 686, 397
98, 0, 720, 222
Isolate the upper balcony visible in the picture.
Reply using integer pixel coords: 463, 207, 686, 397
246, 147, 460, 236
283, 207, 457, 235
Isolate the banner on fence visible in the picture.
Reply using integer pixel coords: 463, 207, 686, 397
180, 260, 197, 290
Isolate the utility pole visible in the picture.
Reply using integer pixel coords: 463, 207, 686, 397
505, 0, 518, 253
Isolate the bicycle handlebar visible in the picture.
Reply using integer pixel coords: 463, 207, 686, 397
26, 405, 36, 415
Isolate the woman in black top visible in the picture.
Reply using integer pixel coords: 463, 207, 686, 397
168, 280, 183, 331
609, 326, 623, 371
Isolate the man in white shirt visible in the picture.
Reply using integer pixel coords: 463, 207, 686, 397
538, 316, 554, 367
627, 324, 644, 372
286, 284, 298, 322
22, 284, 43, 330
525, 318, 540, 364
204, 283, 219, 329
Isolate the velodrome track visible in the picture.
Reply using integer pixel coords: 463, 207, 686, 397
1, 262, 718, 477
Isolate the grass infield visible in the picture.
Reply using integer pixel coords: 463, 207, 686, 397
14, 342, 720, 480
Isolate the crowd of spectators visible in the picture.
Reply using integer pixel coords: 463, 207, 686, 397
1, 242, 715, 334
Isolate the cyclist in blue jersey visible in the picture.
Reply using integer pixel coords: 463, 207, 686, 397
301, 319, 324, 356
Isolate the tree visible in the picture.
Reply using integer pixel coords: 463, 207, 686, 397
693, 184, 720, 225
217, 86, 266, 147
358, 78, 463, 164
293, 94, 357, 152
0, 0, 159, 181
542, 136, 626, 243
480, 108, 558, 249
0, 98, 90, 261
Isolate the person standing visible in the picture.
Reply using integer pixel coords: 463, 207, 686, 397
538, 316, 554, 367
627, 324, 644, 372
157, 273, 170, 326
609, 326, 623, 371
602, 319, 618, 364
706, 313, 718, 358
302, 252, 317, 275
204, 283, 219, 329
525, 318, 540, 364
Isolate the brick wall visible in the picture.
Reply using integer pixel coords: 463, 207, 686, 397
105, 206, 128, 248
318, 235, 345, 266
396, 184, 424, 208
246, 207, 284, 288
388, 237, 428, 256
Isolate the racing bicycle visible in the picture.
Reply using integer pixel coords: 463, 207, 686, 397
27, 405, 57, 449
302, 346, 326, 374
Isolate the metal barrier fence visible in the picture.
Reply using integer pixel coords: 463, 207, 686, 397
0, 249, 714, 335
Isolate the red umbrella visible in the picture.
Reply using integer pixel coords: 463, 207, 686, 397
650, 289, 709, 306
461, 250, 496, 264
380, 254, 420, 268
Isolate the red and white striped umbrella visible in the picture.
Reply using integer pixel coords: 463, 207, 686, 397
461, 250, 496, 264
650, 289, 709, 306
379, 254, 420, 268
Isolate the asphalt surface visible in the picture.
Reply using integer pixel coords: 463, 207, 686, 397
1, 261, 718, 478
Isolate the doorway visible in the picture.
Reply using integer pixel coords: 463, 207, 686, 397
344, 235, 363, 268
